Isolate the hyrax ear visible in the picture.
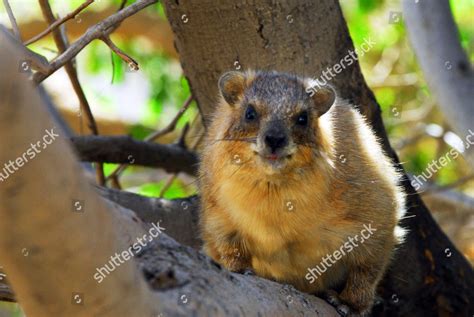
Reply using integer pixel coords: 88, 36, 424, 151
308, 85, 336, 117
218, 71, 246, 105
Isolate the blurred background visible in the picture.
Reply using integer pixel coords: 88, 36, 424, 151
0, 0, 472, 315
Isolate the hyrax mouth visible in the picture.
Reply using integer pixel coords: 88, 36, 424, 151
254, 151, 292, 163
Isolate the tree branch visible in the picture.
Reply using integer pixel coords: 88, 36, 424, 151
24, 0, 95, 46
33, 0, 158, 83
98, 187, 201, 249
106, 95, 194, 182
2, 0, 21, 39
70, 135, 199, 176
38, 0, 106, 185
420, 174, 474, 194
101, 34, 139, 70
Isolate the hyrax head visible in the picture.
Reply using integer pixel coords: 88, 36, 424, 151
217, 70, 335, 173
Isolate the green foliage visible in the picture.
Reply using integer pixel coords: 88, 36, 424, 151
111, 53, 125, 83
156, 2, 166, 18
103, 163, 119, 177
357, 0, 381, 13
128, 124, 155, 140
404, 140, 438, 175
375, 88, 396, 112
451, 0, 474, 56
0, 302, 23, 316
138, 180, 195, 199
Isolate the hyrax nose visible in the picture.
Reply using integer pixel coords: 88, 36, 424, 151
264, 133, 288, 153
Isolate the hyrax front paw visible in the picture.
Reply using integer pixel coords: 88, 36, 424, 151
324, 290, 352, 317
323, 290, 371, 317
240, 268, 256, 276
218, 246, 248, 272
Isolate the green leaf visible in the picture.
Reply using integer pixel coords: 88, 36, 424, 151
103, 163, 119, 177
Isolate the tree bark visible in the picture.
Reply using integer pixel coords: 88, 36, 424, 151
162, 1, 474, 316
71, 135, 198, 176
98, 187, 202, 249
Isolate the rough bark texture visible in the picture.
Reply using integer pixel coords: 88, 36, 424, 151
162, 1, 474, 316
162, 1, 384, 141
98, 187, 202, 249
133, 235, 341, 317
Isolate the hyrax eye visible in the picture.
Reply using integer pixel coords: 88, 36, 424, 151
296, 111, 308, 126
245, 104, 258, 122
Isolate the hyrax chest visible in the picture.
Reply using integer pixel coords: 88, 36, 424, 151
219, 179, 346, 287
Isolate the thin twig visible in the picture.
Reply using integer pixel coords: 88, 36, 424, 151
421, 174, 474, 195
3, 0, 21, 40
33, 0, 159, 83
178, 122, 190, 148
105, 95, 194, 182
159, 175, 178, 198
101, 35, 139, 71
160, 117, 203, 198
39, 0, 105, 185
394, 129, 425, 151
110, 176, 122, 190
107, 164, 127, 182
119, 0, 128, 11
24, 0, 95, 46
159, 122, 191, 198
145, 95, 194, 142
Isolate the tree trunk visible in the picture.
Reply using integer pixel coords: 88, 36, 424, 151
162, 1, 474, 316
402, 0, 474, 169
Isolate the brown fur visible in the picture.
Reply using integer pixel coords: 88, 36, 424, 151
199, 70, 406, 316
